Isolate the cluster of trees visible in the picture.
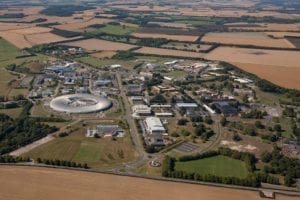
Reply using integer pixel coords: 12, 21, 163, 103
51, 28, 81, 38
0, 156, 30, 163
6, 64, 30, 74
261, 148, 300, 187
150, 93, 167, 104
241, 109, 267, 119
194, 124, 215, 142
32, 117, 67, 123
40, 5, 95, 17
145, 73, 164, 89
36, 158, 89, 169
0, 102, 58, 155
136, 38, 169, 47
0, 13, 25, 18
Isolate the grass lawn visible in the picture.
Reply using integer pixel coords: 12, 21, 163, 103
0, 38, 24, 61
162, 70, 187, 80
8, 88, 29, 97
0, 69, 18, 96
31, 102, 50, 117
0, 107, 23, 119
88, 24, 138, 36
23, 130, 136, 168
175, 155, 249, 178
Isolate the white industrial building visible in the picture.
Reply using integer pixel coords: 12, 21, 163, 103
144, 117, 166, 135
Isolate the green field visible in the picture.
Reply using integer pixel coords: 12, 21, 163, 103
0, 107, 23, 119
0, 69, 18, 96
88, 24, 138, 36
175, 155, 249, 178
162, 70, 187, 80
0, 38, 24, 61
23, 131, 136, 168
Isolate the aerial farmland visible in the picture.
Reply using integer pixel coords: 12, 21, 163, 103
0, 0, 300, 199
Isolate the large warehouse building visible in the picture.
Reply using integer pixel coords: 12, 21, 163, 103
50, 94, 112, 114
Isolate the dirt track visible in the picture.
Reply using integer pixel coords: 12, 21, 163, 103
0, 166, 297, 200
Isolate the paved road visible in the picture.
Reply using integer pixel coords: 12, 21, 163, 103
114, 73, 149, 170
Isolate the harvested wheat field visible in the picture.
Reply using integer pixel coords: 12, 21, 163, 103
0, 22, 33, 31
8, 27, 51, 35
25, 33, 69, 45
63, 39, 137, 52
202, 32, 295, 48
206, 47, 300, 89
266, 32, 300, 38
206, 47, 300, 67
231, 63, 300, 89
0, 26, 73, 48
135, 47, 205, 58
0, 32, 31, 48
0, 166, 297, 200
91, 51, 117, 58
132, 33, 199, 42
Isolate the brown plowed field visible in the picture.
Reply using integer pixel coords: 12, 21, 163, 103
0, 166, 297, 200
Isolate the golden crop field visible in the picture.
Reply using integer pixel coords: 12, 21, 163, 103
201, 32, 295, 48
0, 166, 297, 200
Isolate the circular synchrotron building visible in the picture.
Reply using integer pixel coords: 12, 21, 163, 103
50, 94, 112, 114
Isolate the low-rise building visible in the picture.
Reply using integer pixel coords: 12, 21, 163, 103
144, 117, 166, 135
86, 125, 124, 138
132, 105, 152, 117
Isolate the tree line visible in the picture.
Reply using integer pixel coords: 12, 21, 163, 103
36, 158, 89, 169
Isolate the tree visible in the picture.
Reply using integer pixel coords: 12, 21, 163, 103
233, 134, 242, 141
255, 121, 264, 129
145, 145, 156, 153
261, 152, 272, 163
284, 173, 295, 187
273, 124, 282, 133
177, 118, 188, 126
220, 116, 227, 127
204, 116, 213, 125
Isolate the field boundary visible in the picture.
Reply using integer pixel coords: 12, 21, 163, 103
0, 163, 300, 197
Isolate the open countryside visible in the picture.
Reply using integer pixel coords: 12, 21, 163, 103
0, 0, 299, 199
